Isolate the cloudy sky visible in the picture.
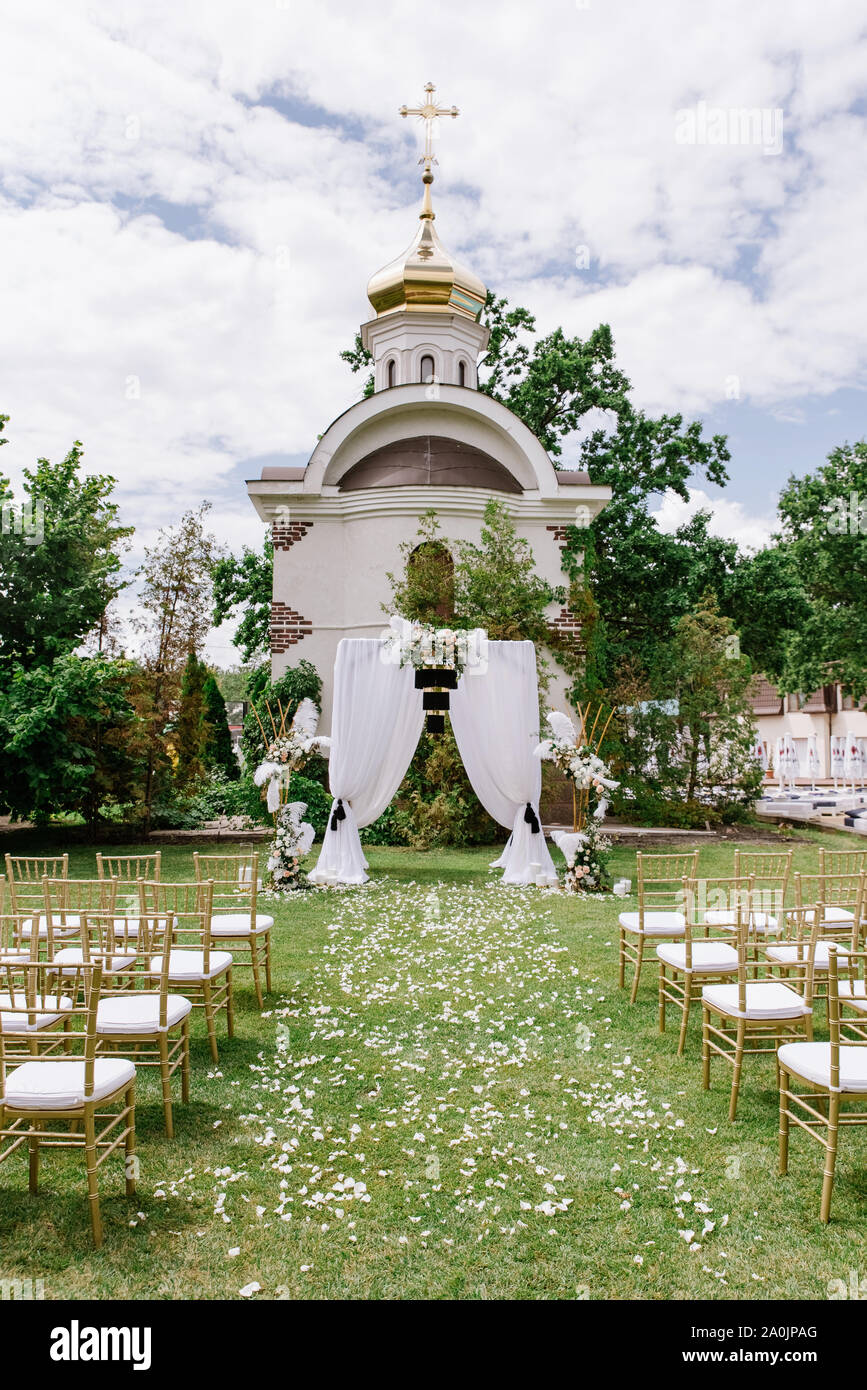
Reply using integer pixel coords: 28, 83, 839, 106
2, 0, 865, 661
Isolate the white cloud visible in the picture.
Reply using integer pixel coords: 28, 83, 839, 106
651, 487, 776, 553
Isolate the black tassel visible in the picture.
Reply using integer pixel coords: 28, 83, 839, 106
524, 802, 541, 835
330, 798, 347, 832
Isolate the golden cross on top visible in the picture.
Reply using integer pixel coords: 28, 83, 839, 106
399, 82, 459, 169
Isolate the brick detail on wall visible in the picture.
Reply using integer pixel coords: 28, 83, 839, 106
547, 607, 584, 652
270, 602, 313, 653
546, 524, 570, 546
272, 520, 313, 550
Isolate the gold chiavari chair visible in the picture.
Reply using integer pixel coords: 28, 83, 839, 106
193, 852, 272, 1007
657, 875, 743, 1055
0, 876, 33, 967
94, 915, 191, 1137
0, 960, 136, 1246
0, 952, 74, 1059
42, 877, 132, 983
4, 855, 71, 942
96, 854, 161, 939
619, 851, 700, 1003
139, 879, 232, 1062
819, 849, 867, 878
778, 944, 867, 1222
765, 873, 865, 1006
702, 899, 814, 1120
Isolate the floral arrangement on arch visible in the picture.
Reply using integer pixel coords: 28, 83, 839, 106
383, 615, 487, 677
535, 706, 618, 893
266, 801, 316, 893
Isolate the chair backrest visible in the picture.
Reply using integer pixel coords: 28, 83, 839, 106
792, 871, 865, 947
683, 874, 751, 971
0, 960, 101, 1091
4, 855, 68, 915
96, 852, 161, 884
138, 879, 214, 972
42, 877, 118, 956
827, 945, 867, 1090
819, 849, 867, 878
733, 848, 792, 917
193, 852, 259, 923
636, 851, 700, 924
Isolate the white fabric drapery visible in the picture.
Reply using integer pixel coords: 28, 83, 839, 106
449, 640, 557, 885
308, 639, 424, 885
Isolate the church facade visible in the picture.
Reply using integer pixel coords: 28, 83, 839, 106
247, 96, 610, 728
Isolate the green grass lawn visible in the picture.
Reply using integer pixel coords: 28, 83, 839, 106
0, 829, 864, 1301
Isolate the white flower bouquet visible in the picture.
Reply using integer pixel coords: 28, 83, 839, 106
266, 801, 316, 893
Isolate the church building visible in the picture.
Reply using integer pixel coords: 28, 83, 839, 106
246, 86, 611, 727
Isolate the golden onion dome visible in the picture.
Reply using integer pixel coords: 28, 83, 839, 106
366, 166, 487, 321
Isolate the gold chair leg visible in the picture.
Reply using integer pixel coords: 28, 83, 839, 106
778, 1069, 790, 1174
250, 940, 264, 1009
202, 981, 219, 1062
729, 1020, 746, 1121
702, 1008, 711, 1090
158, 1034, 173, 1138
629, 937, 645, 1004
658, 963, 666, 1034
28, 1122, 40, 1194
820, 1092, 841, 1224
226, 969, 235, 1038
677, 978, 691, 1057
181, 1016, 190, 1103
83, 1108, 103, 1248
125, 1083, 136, 1197
265, 933, 272, 994
618, 930, 626, 988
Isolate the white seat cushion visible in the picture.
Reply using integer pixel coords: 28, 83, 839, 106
53, 948, 136, 974
0, 993, 72, 1032
96, 993, 191, 1034
210, 913, 274, 936
802, 907, 854, 924
702, 981, 810, 1020
779, 1042, 867, 1093
19, 915, 79, 938
706, 910, 780, 934
619, 911, 685, 937
149, 950, 232, 981
766, 942, 850, 969
2, 1057, 135, 1109
657, 940, 739, 972
838, 979, 867, 1012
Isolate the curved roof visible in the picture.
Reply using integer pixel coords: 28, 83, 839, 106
339, 435, 522, 493
302, 384, 571, 497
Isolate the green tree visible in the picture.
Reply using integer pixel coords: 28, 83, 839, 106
212, 532, 273, 665
0, 416, 131, 683
0, 655, 145, 830
175, 652, 208, 788
134, 503, 223, 826
777, 441, 867, 699
202, 671, 239, 780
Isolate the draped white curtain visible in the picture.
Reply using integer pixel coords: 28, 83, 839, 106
449, 640, 557, 885
308, 640, 424, 885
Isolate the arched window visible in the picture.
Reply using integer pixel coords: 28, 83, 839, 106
458, 360, 467, 387
386, 359, 396, 388
408, 541, 454, 619
420, 354, 435, 385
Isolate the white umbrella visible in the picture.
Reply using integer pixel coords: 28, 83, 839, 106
753, 734, 769, 772
831, 734, 846, 790
805, 734, 820, 792
844, 735, 863, 790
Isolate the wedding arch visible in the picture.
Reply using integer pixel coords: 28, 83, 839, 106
307, 636, 557, 887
